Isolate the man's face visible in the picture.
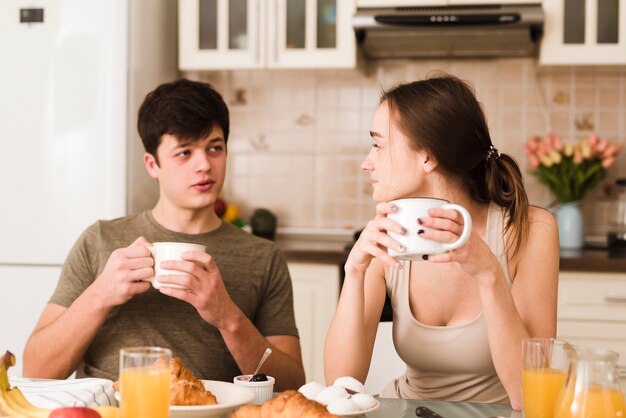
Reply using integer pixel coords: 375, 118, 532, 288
144, 125, 227, 212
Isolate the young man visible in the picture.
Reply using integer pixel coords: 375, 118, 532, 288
22, 79, 305, 390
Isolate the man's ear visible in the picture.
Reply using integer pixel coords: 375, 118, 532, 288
422, 154, 438, 173
144, 152, 159, 179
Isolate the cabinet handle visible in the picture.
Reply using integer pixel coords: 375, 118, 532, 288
604, 296, 626, 303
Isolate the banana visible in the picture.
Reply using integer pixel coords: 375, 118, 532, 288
0, 351, 51, 418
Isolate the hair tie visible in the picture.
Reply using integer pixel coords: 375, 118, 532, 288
485, 145, 501, 163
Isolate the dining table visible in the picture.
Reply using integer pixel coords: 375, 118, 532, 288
365, 397, 521, 418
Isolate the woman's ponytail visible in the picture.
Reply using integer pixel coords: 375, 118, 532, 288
469, 153, 529, 256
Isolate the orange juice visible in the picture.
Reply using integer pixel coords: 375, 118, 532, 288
120, 366, 169, 418
554, 384, 625, 418
522, 367, 567, 418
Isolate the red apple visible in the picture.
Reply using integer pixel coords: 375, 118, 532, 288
214, 198, 227, 218
49, 407, 102, 418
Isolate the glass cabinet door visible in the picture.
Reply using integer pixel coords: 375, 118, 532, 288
178, 0, 356, 70
540, 0, 626, 65
180, 0, 265, 70
270, 0, 355, 68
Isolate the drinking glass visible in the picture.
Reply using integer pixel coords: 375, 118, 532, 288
120, 346, 171, 418
522, 338, 569, 418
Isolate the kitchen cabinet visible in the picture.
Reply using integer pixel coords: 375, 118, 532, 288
288, 262, 339, 384
540, 0, 626, 65
179, 0, 356, 70
356, 0, 534, 6
557, 271, 626, 389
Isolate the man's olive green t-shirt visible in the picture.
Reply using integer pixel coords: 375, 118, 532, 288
50, 211, 298, 381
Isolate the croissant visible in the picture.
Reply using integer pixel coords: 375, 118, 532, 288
113, 357, 217, 406
169, 357, 217, 406
232, 390, 338, 418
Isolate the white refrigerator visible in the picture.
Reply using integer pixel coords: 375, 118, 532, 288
0, 0, 176, 375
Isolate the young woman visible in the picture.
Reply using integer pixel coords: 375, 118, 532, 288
324, 74, 559, 409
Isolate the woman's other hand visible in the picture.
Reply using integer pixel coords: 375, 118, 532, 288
418, 206, 499, 282
345, 202, 406, 273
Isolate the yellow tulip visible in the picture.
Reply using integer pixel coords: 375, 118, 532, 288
540, 155, 554, 167
580, 142, 592, 159
563, 143, 574, 157
549, 150, 562, 164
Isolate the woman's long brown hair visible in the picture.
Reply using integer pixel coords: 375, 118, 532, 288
381, 73, 529, 256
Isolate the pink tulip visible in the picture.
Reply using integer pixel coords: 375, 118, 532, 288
573, 150, 583, 165
602, 157, 615, 169
602, 144, 617, 159
527, 137, 540, 151
538, 142, 551, 157
604, 143, 623, 158
552, 134, 564, 151
596, 138, 609, 153
528, 154, 540, 168
587, 132, 600, 146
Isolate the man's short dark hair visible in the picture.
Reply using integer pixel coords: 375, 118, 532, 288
137, 79, 230, 160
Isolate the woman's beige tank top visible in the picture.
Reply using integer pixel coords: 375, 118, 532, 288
380, 202, 511, 404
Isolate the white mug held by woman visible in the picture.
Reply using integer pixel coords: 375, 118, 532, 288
387, 197, 472, 260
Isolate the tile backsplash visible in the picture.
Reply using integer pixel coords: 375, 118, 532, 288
193, 58, 626, 237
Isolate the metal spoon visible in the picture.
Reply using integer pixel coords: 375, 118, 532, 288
253, 347, 272, 375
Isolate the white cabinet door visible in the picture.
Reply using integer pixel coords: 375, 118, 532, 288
557, 271, 626, 390
540, 0, 626, 65
288, 262, 339, 384
179, 0, 266, 70
0, 266, 60, 377
178, 0, 355, 70
269, 0, 355, 68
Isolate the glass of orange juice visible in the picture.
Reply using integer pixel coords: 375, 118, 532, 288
120, 346, 171, 418
522, 338, 569, 418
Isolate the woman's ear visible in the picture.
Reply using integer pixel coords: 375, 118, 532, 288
422, 154, 438, 173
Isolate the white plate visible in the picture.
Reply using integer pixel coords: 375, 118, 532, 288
116, 380, 255, 418
332, 399, 380, 417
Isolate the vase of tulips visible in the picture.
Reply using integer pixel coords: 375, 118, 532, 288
523, 133, 622, 250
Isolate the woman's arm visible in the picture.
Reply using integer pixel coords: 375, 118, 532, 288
420, 206, 559, 410
324, 202, 405, 385
324, 259, 387, 385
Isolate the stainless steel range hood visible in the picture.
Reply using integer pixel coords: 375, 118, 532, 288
353, 3, 544, 58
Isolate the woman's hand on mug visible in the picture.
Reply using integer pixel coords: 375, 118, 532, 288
345, 202, 406, 273
419, 207, 499, 280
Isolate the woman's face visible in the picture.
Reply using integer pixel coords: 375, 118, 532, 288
361, 102, 428, 203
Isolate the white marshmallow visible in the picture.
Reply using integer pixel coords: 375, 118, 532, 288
316, 385, 349, 405
327, 397, 360, 414
298, 381, 326, 400
332, 376, 366, 394
350, 393, 377, 410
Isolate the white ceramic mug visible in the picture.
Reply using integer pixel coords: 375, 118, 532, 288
387, 198, 472, 260
148, 242, 207, 289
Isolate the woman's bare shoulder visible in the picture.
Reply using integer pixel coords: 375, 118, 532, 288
528, 205, 558, 231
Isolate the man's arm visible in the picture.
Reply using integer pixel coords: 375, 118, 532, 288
23, 237, 154, 378
23, 297, 111, 378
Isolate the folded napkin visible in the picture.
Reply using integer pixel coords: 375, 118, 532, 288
9, 376, 116, 408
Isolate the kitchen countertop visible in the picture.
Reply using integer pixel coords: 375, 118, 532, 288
276, 236, 626, 273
